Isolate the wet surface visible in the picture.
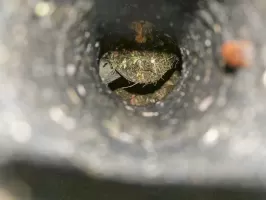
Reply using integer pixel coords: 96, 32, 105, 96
1, 0, 266, 188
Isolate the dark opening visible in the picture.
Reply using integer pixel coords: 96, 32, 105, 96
97, 21, 183, 106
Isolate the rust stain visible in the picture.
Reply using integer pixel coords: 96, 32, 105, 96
221, 40, 254, 67
131, 21, 146, 43
130, 21, 153, 44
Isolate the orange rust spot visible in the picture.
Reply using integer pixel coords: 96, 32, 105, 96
131, 21, 147, 43
221, 40, 253, 67
136, 35, 147, 43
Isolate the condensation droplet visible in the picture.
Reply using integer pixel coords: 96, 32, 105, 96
195, 75, 201, 81
85, 32, 91, 38
198, 96, 214, 112
94, 42, 100, 48
10, 120, 32, 143
125, 105, 134, 111
77, 84, 86, 96
34, 1, 55, 17
203, 128, 219, 145
205, 39, 211, 47
66, 64, 76, 76
49, 107, 65, 123
142, 112, 159, 117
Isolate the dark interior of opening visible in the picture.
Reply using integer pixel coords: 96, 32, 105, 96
96, 20, 183, 106
108, 67, 178, 95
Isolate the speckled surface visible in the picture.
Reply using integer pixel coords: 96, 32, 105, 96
0, 0, 266, 187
